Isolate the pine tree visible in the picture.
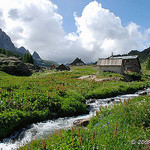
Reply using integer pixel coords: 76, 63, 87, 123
146, 57, 150, 70
0, 48, 6, 54
22, 53, 34, 64
29, 54, 34, 64
6, 50, 13, 57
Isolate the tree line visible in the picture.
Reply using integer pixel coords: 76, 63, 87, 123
0, 48, 34, 64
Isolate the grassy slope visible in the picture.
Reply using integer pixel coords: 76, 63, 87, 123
19, 64, 150, 149
20, 95, 150, 150
0, 65, 150, 140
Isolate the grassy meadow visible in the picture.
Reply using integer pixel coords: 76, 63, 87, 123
0, 64, 150, 149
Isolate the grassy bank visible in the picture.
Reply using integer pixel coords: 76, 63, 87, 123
0, 66, 150, 139
20, 95, 150, 150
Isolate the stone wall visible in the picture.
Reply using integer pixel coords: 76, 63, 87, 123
123, 59, 141, 73
99, 66, 124, 75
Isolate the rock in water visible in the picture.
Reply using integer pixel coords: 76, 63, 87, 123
73, 118, 91, 127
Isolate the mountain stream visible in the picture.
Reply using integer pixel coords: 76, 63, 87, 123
0, 88, 150, 150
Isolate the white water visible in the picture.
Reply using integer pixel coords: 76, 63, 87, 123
0, 88, 150, 150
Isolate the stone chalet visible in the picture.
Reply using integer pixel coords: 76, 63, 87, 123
97, 55, 141, 75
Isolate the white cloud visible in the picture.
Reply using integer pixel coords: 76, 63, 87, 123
73, 1, 147, 59
0, 0, 149, 63
0, 10, 6, 29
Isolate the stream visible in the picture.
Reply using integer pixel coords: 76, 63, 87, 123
0, 88, 150, 150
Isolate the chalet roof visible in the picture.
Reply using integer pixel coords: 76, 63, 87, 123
97, 55, 140, 66
56, 64, 70, 70
97, 59, 123, 66
112, 55, 138, 60
70, 57, 85, 65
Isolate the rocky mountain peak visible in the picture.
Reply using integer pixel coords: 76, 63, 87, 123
32, 51, 41, 59
18, 46, 30, 55
0, 29, 17, 53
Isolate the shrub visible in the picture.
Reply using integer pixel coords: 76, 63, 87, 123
123, 72, 141, 81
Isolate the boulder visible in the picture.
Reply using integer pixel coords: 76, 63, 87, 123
73, 118, 91, 127
0, 57, 32, 76
86, 98, 95, 104
25, 63, 43, 73
139, 91, 147, 96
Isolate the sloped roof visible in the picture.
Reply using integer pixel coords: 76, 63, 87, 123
70, 57, 85, 65
97, 59, 123, 66
56, 64, 70, 70
113, 55, 138, 60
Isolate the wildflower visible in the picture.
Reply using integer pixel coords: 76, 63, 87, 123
113, 123, 117, 138
79, 133, 83, 146
92, 131, 95, 144
96, 111, 99, 116
71, 139, 74, 148
42, 140, 46, 149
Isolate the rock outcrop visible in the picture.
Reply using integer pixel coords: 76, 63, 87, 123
25, 63, 43, 73
0, 56, 32, 76
73, 118, 91, 127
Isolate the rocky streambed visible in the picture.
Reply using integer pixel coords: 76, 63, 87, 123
0, 88, 150, 150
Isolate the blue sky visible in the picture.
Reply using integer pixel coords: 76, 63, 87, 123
1, 0, 150, 63
51, 0, 93, 33
51, 0, 150, 33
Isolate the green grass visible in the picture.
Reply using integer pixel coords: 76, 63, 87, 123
20, 95, 150, 150
0, 66, 150, 140
100, 71, 123, 78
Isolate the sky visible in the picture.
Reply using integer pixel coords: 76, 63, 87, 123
0, 0, 150, 63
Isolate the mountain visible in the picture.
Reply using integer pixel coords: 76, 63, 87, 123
33, 59, 58, 67
0, 28, 18, 53
32, 51, 41, 59
128, 47, 150, 62
32, 51, 58, 67
33, 51, 58, 67
17, 46, 30, 56
113, 47, 150, 63
0, 28, 30, 56
0, 28, 58, 67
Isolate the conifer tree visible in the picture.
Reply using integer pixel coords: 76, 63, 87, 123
0, 48, 6, 54
6, 50, 13, 57
146, 57, 150, 70
22, 53, 34, 64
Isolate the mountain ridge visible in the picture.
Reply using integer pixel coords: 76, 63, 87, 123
0, 28, 58, 67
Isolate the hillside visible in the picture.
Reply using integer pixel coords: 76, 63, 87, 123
128, 47, 150, 62
33, 58, 58, 67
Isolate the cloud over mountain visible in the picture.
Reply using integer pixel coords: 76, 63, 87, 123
0, 0, 149, 63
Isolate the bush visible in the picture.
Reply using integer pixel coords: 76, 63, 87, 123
123, 72, 141, 81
